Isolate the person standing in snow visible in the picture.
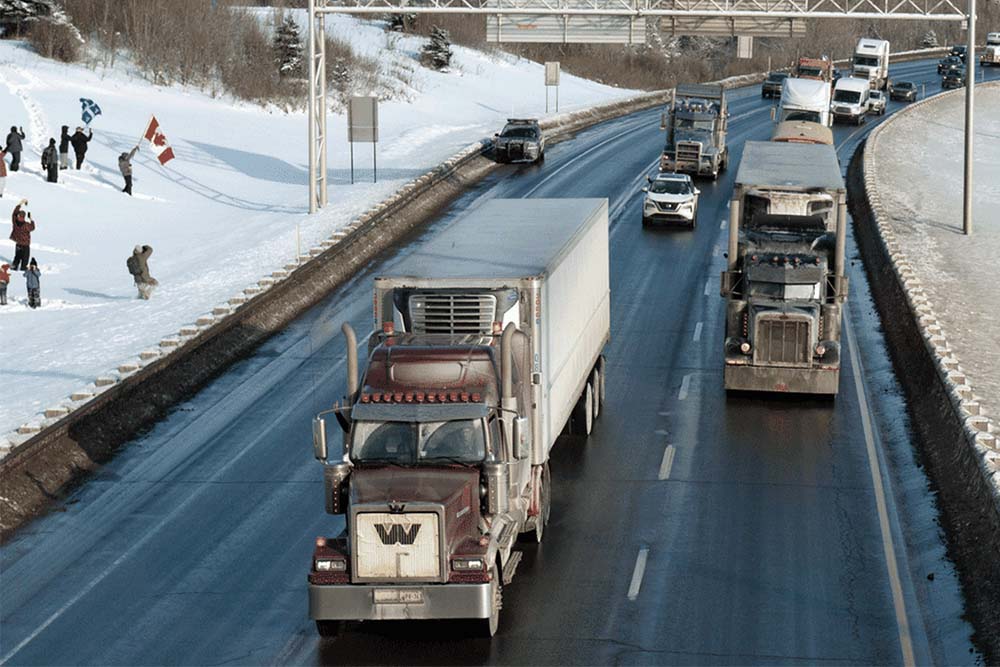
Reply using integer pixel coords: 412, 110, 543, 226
0, 262, 9, 306
59, 125, 70, 170
10, 200, 35, 271
119, 146, 139, 195
5, 126, 25, 172
70, 126, 92, 170
127, 245, 157, 299
0, 147, 7, 198
41, 139, 59, 183
24, 257, 40, 309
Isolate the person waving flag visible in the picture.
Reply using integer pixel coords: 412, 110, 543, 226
142, 116, 175, 165
80, 98, 102, 125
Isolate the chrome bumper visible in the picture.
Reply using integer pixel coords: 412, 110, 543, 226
724, 362, 840, 395
309, 583, 492, 621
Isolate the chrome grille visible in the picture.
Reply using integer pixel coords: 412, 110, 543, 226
354, 512, 441, 581
754, 317, 811, 366
409, 293, 497, 335
675, 141, 703, 164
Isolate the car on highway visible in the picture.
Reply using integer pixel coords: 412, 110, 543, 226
867, 89, 886, 115
831, 77, 871, 125
762, 71, 789, 98
938, 55, 963, 74
888, 80, 918, 102
641, 172, 700, 228
493, 118, 545, 163
950, 44, 968, 62
942, 67, 966, 89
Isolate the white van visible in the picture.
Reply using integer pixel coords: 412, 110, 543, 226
831, 77, 871, 125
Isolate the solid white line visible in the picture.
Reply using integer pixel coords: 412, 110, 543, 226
693, 322, 703, 342
658, 445, 676, 480
678, 374, 692, 401
844, 316, 917, 667
627, 548, 649, 601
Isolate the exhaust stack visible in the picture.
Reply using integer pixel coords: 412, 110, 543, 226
342, 323, 358, 399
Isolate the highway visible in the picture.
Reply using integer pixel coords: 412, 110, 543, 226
2, 59, 997, 666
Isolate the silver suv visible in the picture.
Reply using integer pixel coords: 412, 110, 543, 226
494, 119, 545, 164
642, 173, 700, 228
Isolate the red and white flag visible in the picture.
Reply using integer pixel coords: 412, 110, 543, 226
143, 116, 175, 165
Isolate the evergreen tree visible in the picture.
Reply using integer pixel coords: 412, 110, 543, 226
330, 56, 351, 101
386, 13, 415, 32
273, 15, 303, 77
921, 30, 939, 48
0, 0, 74, 37
420, 26, 453, 71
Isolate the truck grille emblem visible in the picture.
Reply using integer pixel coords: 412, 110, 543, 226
375, 523, 421, 545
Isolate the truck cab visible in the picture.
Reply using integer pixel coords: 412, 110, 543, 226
660, 84, 729, 179
852, 38, 890, 89
778, 77, 833, 127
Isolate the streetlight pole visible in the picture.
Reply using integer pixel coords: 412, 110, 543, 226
963, 0, 975, 235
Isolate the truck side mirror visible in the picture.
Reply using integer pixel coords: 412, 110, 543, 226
660, 112, 667, 130
313, 417, 328, 461
770, 106, 776, 122
512, 417, 530, 460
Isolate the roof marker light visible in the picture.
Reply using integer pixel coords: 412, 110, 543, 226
382, 322, 395, 335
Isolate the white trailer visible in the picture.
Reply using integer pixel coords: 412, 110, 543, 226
852, 38, 890, 89
779, 77, 833, 126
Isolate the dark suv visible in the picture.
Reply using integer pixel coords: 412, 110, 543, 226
494, 119, 544, 164
950, 44, 968, 62
762, 72, 789, 99
942, 67, 966, 89
889, 81, 918, 102
938, 55, 963, 74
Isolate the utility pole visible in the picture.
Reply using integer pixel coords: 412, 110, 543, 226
963, 0, 975, 235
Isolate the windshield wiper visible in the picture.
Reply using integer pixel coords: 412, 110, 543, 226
419, 456, 478, 467
354, 458, 415, 468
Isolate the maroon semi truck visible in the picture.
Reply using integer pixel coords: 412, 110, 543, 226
308, 199, 610, 637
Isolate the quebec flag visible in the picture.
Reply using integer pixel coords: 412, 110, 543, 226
80, 98, 102, 125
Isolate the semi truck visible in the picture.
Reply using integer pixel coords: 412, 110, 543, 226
659, 84, 729, 179
308, 198, 611, 638
795, 56, 833, 82
720, 141, 849, 395
852, 38, 890, 89
777, 77, 833, 126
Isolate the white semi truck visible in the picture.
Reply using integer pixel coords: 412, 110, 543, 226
308, 198, 611, 638
852, 38, 890, 89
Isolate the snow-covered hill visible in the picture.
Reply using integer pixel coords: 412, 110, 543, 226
0, 17, 635, 438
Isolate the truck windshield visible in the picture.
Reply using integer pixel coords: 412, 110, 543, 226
352, 419, 487, 465
833, 90, 862, 103
854, 55, 879, 67
798, 67, 822, 77
782, 110, 822, 123
749, 281, 821, 300
674, 118, 714, 131
502, 127, 537, 139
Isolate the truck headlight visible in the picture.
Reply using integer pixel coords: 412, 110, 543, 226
740, 341, 752, 354
452, 557, 486, 571
315, 559, 347, 572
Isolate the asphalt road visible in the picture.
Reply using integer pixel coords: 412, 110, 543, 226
2, 59, 997, 666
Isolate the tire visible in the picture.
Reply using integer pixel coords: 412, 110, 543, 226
641, 215, 650, 228
690, 204, 698, 229
570, 382, 594, 436
316, 620, 341, 639
537, 151, 545, 164
477, 564, 502, 637
591, 368, 601, 420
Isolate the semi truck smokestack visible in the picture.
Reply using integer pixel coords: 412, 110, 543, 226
501, 323, 515, 402
342, 323, 358, 399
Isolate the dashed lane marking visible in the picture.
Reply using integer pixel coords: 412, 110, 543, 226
693, 322, 703, 342
703, 278, 713, 297
658, 445, 677, 480
627, 548, 649, 601
678, 374, 692, 401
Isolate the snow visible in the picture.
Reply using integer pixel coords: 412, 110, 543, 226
0, 17, 636, 437
869, 82, 1000, 428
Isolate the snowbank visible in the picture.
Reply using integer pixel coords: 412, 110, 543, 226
0, 20, 635, 439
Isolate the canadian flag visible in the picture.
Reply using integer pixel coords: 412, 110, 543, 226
143, 116, 175, 165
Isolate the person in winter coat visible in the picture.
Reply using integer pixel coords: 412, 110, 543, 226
70, 127, 92, 169
59, 125, 70, 169
127, 245, 157, 299
5, 126, 25, 172
41, 139, 58, 183
0, 262, 9, 306
10, 200, 35, 271
118, 146, 139, 195
24, 257, 40, 309
0, 148, 7, 198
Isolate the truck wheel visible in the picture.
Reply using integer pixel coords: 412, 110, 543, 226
315, 620, 341, 639
478, 564, 502, 637
591, 368, 601, 420
571, 383, 594, 436
641, 216, 650, 228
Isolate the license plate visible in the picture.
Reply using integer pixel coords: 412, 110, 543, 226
373, 589, 424, 604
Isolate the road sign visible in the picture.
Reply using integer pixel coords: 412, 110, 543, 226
348, 96, 378, 143
545, 61, 560, 86
487, 10, 645, 44
737, 35, 753, 59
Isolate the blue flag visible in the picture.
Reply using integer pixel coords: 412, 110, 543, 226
80, 98, 102, 125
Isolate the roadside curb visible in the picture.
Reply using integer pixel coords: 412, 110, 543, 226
850, 80, 1000, 659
